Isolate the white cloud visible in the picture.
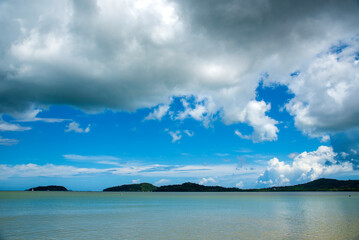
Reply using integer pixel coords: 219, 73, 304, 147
288, 152, 299, 159
14, 108, 70, 123
0, 162, 262, 180
65, 121, 90, 133
0, 163, 107, 179
168, 130, 181, 143
155, 178, 170, 185
236, 181, 244, 188
174, 97, 220, 128
144, 104, 170, 120
257, 146, 354, 186
199, 177, 216, 185
144, 164, 244, 178
176, 98, 212, 126
216, 153, 229, 157
235, 149, 252, 153
234, 130, 251, 140
0, 119, 31, 132
320, 135, 330, 142
166, 129, 194, 142
132, 179, 140, 184
0, 136, 19, 146
233, 101, 278, 142
183, 129, 194, 137
1, 1, 358, 142
285, 39, 359, 136
63, 154, 120, 161
95, 161, 122, 166
341, 152, 349, 158
64, 154, 122, 166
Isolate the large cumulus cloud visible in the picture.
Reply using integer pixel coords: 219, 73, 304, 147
286, 39, 359, 135
257, 146, 354, 186
1, 0, 359, 142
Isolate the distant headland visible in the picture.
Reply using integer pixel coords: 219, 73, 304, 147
26, 178, 359, 192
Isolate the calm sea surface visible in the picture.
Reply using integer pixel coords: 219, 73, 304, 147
0, 191, 358, 240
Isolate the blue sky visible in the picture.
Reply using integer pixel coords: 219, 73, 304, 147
1, 0, 359, 190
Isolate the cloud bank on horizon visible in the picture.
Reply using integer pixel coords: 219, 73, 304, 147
0, 0, 359, 189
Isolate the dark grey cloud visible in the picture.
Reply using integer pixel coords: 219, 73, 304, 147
174, 0, 359, 65
0, 0, 358, 141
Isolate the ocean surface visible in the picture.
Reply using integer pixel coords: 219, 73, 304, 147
0, 191, 358, 240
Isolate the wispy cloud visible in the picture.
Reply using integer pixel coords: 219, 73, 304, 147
0, 120, 31, 132
155, 179, 170, 185
239, 153, 273, 160
63, 154, 121, 166
17, 118, 70, 123
288, 152, 299, 159
64, 154, 120, 161
234, 148, 252, 153
0, 136, 19, 146
236, 181, 244, 188
234, 130, 251, 140
183, 130, 194, 137
0, 163, 107, 179
65, 122, 90, 133
132, 179, 140, 184
216, 153, 229, 157
199, 177, 216, 185
168, 130, 182, 143
166, 129, 194, 143
13, 108, 70, 123
144, 104, 169, 121
0, 162, 263, 180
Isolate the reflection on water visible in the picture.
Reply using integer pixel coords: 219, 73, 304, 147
0, 192, 358, 240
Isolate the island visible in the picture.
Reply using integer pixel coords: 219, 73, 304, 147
259, 178, 359, 191
155, 182, 240, 192
103, 178, 359, 192
103, 183, 157, 192
26, 185, 68, 191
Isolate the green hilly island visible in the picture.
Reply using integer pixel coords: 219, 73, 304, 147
102, 178, 359, 192
260, 178, 359, 191
103, 183, 157, 192
155, 182, 240, 192
26, 185, 68, 191
26, 179, 359, 192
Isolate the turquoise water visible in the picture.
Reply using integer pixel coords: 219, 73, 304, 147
0, 192, 358, 240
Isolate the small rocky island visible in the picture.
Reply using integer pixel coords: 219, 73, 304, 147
26, 185, 68, 191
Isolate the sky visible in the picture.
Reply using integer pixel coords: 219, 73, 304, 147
1, 0, 359, 191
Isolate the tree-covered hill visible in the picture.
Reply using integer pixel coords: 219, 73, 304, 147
103, 183, 157, 192
260, 178, 359, 191
102, 178, 359, 192
26, 185, 68, 191
154, 182, 241, 192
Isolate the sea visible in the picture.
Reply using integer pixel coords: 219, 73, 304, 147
0, 191, 358, 240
